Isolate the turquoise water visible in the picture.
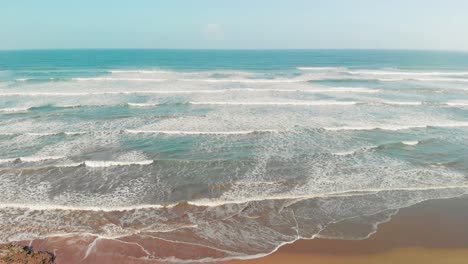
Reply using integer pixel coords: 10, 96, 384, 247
1, 50, 468, 261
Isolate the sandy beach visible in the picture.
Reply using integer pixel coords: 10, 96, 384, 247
1, 195, 466, 263
229, 195, 468, 264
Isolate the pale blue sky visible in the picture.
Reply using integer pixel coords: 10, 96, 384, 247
1, 0, 468, 50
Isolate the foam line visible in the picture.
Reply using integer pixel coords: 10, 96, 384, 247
445, 101, 468, 107
126, 103, 161, 107
0, 107, 30, 113
0, 158, 16, 164
1, 185, 466, 212
84, 160, 154, 168
402, 141, 420, 146
189, 101, 358, 106
72, 78, 167, 82
346, 70, 468, 76
0, 88, 379, 97
178, 79, 304, 83
19, 156, 65, 162
125, 129, 279, 135
324, 123, 468, 131
381, 101, 422, 106
297, 67, 344, 71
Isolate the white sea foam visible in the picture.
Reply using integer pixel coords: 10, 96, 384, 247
185, 185, 468, 207
0, 158, 17, 164
55, 162, 84, 168
0, 107, 30, 113
381, 101, 423, 106
402, 141, 420, 146
54, 104, 82, 108
445, 101, 468, 107
72, 77, 167, 82
0, 185, 466, 212
0, 203, 166, 212
125, 129, 279, 135
24, 132, 61, 136
322, 123, 468, 131
297, 67, 344, 71
19, 156, 65, 162
377, 77, 468, 83
0, 88, 379, 97
127, 103, 161, 107
347, 70, 468, 76
1, 131, 86, 137
109, 70, 170, 74
84, 160, 154, 168
332, 146, 378, 156
188, 101, 358, 106
63, 131, 87, 136
178, 78, 304, 83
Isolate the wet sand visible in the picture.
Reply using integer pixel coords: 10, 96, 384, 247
229, 195, 468, 264
4, 195, 468, 264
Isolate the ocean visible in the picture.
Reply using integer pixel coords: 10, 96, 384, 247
1, 49, 468, 262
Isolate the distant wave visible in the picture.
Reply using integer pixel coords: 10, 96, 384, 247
4, 100, 459, 112
332, 146, 378, 156
188, 101, 358, 106
377, 77, 468, 83
15, 78, 71, 83
0, 157, 153, 168
84, 160, 154, 168
0, 158, 17, 164
445, 101, 468, 107
53, 104, 82, 108
19, 156, 66, 162
2, 121, 467, 138
402, 141, 420, 146
72, 77, 168, 82
0, 87, 380, 97
379, 101, 423, 106
0, 130, 278, 137
1, 185, 467, 212
71, 77, 305, 83
125, 129, 279, 135
0, 104, 83, 113
0, 107, 30, 113
126, 102, 162, 107
178, 78, 304, 83
346, 70, 468, 76
109, 70, 170, 74
297, 67, 344, 71
0, 131, 87, 137
324, 122, 468, 131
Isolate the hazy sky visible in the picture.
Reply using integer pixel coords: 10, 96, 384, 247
1, 0, 468, 50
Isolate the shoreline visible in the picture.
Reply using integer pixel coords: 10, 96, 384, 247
228, 195, 468, 264
2, 195, 468, 263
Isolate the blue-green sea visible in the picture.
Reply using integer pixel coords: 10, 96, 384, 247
1, 50, 468, 262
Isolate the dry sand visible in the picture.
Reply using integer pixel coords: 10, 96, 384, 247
228, 196, 468, 264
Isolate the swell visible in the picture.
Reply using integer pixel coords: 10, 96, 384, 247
4, 100, 468, 112
0, 129, 278, 137
297, 67, 468, 77
331, 140, 423, 156
0, 87, 380, 97
0, 139, 427, 168
0, 185, 467, 212
14, 76, 468, 83
323, 122, 468, 131
1, 122, 467, 138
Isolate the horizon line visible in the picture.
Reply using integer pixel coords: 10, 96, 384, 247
0, 48, 467, 53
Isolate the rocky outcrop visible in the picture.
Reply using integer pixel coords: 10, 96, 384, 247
0, 244, 54, 264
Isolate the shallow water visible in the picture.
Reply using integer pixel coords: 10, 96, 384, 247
1, 50, 468, 262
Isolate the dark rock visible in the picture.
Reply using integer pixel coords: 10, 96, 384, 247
0, 244, 54, 264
